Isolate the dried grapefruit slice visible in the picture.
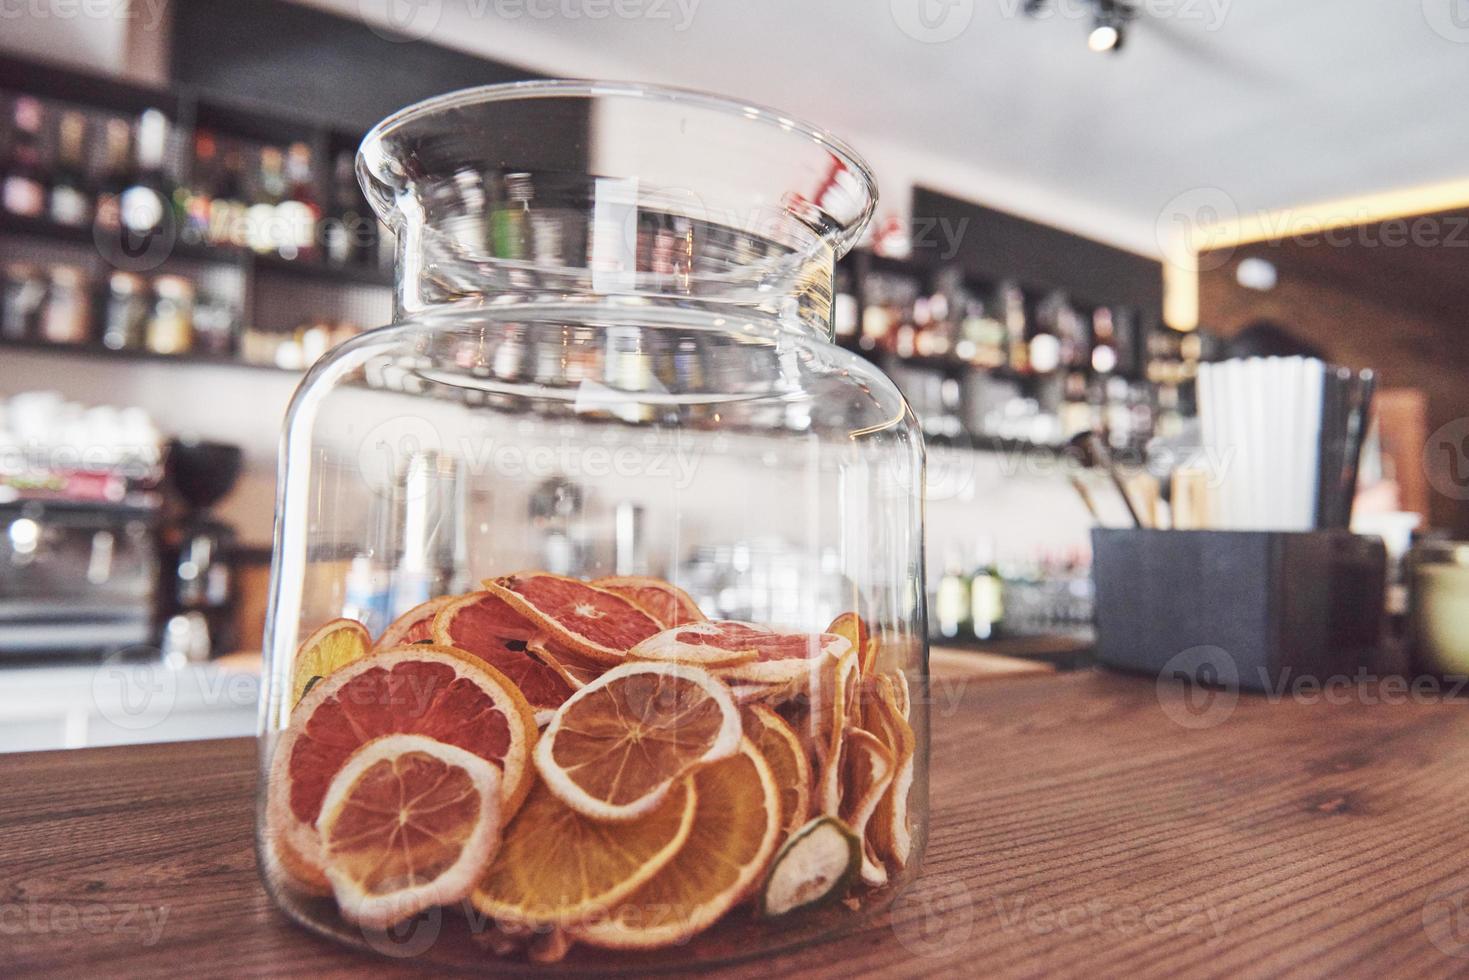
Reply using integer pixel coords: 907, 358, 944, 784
267, 646, 536, 882
535, 661, 741, 821
742, 704, 811, 839
472, 776, 697, 927
571, 738, 781, 950
813, 647, 861, 816
289, 618, 369, 709
432, 591, 576, 717
593, 576, 707, 627
863, 675, 917, 871
527, 634, 605, 690
838, 728, 895, 887
373, 596, 453, 651
485, 572, 663, 665
707, 623, 852, 686
826, 612, 877, 677
627, 621, 761, 669
316, 733, 501, 929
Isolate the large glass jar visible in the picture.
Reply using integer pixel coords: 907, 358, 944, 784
257, 81, 927, 970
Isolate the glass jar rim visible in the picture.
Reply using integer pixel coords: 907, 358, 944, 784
357, 79, 879, 257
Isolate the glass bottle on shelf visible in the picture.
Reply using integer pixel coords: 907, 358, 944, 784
278, 142, 321, 261
145, 274, 195, 354
248, 146, 287, 253
2, 264, 48, 340
324, 149, 366, 266
179, 130, 219, 245
257, 81, 926, 971
1001, 280, 1030, 374
41, 265, 90, 345
969, 537, 1005, 642
210, 144, 250, 248
119, 109, 174, 238
49, 110, 92, 227
1, 96, 47, 218
93, 117, 133, 232
100, 271, 151, 350
934, 548, 972, 640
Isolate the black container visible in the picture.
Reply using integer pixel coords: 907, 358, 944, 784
1091, 529, 1387, 692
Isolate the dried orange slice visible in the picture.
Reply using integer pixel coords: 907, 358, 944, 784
813, 647, 860, 816
571, 738, 781, 950
863, 676, 917, 871
485, 572, 664, 665
743, 704, 811, 839
432, 591, 576, 718
289, 618, 369, 709
267, 645, 537, 884
535, 661, 741, 821
826, 612, 878, 677
594, 575, 707, 628
729, 679, 799, 705
373, 596, 453, 651
627, 621, 761, 669
472, 777, 697, 927
838, 728, 895, 887
316, 733, 501, 929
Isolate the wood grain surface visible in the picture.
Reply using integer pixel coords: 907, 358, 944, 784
6, 668, 1469, 978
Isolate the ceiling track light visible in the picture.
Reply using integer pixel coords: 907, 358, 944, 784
1026, 0, 1134, 55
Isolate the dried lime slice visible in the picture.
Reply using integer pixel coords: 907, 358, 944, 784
759, 816, 861, 917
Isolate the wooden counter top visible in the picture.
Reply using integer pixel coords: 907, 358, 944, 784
5, 667, 1469, 977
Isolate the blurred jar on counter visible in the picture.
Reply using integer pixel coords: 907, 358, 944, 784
2, 263, 48, 340
1410, 541, 1469, 677
41, 265, 90, 344
146, 274, 195, 354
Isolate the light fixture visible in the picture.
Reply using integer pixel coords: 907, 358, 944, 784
1087, 22, 1121, 52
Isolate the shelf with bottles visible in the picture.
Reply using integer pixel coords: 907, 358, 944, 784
0, 56, 395, 303
931, 538, 1095, 649
833, 248, 1206, 453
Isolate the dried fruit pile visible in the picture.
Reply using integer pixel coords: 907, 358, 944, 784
265, 572, 916, 959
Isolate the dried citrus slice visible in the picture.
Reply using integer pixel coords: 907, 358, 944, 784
485, 572, 663, 665
707, 623, 852, 686
317, 733, 501, 929
527, 634, 605, 690
289, 618, 369, 709
838, 728, 895, 887
627, 621, 761, 669
826, 612, 877, 677
813, 647, 860, 816
759, 816, 860, 918
535, 661, 741, 821
863, 676, 917, 871
571, 738, 781, 950
742, 704, 811, 838
267, 645, 537, 883
432, 591, 576, 717
472, 777, 697, 927
373, 596, 453, 651
593, 576, 707, 628
729, 679, 799, 706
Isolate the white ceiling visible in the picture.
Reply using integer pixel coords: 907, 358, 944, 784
320, 0, 1469, 257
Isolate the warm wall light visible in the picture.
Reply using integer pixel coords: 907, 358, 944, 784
1088, 23, 1121, 52
1163, 176, 1469, 330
